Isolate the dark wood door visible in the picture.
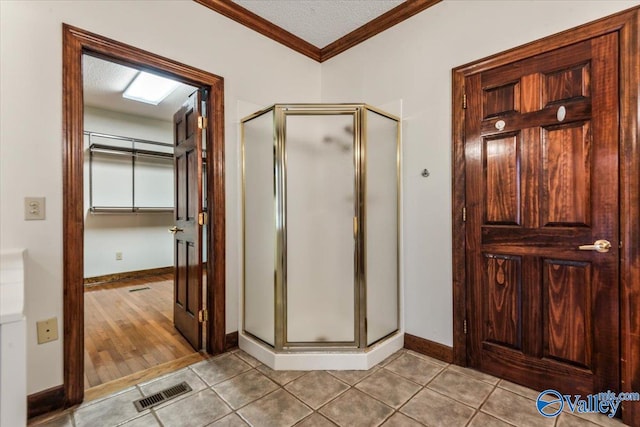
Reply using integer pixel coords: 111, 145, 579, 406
172, 91, 204, 350
465, 33, 619, 396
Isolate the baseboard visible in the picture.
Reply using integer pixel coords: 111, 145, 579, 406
27, 385, 66, 419
225, 331, 239, 350
404, 333, 454, 364
84, 266, 174, 285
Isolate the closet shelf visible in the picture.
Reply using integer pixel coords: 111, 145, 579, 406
86, 131, 174, 214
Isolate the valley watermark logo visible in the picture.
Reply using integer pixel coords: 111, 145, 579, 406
536, 389, 640, 418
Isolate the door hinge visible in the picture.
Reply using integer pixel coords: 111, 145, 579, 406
463, 93, 467, 109
462, 207, 466, 222
197, 116, 207, 130
463, 319, 468, 335
198, 212, 208, 226
198, 309, 208, 323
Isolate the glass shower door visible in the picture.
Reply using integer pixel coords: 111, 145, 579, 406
285, 112, 356, 344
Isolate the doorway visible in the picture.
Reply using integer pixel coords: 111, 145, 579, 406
81, 55, 204, 389
451, 7, 639, 425
63, 24, 226, 405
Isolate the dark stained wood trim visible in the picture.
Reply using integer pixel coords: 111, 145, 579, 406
619, 8, 640, 426
404, 333, 453, 364
451, 69, 467, 367
208, 78, 227, 355
27, 385, 66, 419
225, 331, 239, 351
193, 0, 321, 62
83, 266, 173, 285
320, 0, 442, 62
451, 7, 639, 425
62, 24, 225, 407
192, 0, 442, 63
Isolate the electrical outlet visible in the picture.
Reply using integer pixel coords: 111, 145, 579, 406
36, 317, 58, 344
115, 251, 123, 261
25, 197, 46, 220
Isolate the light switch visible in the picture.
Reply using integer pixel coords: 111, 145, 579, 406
36, 317, 58, 344
25, 197, 45, 220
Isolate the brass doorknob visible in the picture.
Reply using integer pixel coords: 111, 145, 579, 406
168, 226, 184, 234
578, 239, 611, 253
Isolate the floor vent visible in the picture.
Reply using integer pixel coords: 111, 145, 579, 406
129, 287, 151, 293
133, 381, 192, 412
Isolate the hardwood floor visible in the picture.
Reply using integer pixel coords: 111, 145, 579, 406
84, 273, 196, 389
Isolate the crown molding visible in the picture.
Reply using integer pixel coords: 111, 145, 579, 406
193, 0, 322, 61
194, 0, 442, 63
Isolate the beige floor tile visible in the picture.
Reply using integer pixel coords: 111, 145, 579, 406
400, 388, 475, 427
557, 412, 602, 427
384, 353, 444, 385
213, 369, 279, 409
234, 350, 262, 367
380, 412, 424, 426
319, 389, 394, 427
285, 371, 349, 410
191, 353, 252, 386
237, 389, 312, 427
356, 369, 421, 408
295, 413, 338, 426
427, 369, 495, 408
565, 411, 628, 427
468, 412, 515, 426
119, 414, 161, 427
377, 349, 406, 367
256, 364, 306, 386
327, 367, 378, 386
209, 413, 250, 426
481, 388, 555, 427
154, 388, 232, 427
74, 388, 146, 427
446, 364, 500, 385
404, 350, 449, 367
497, 379, 541, 401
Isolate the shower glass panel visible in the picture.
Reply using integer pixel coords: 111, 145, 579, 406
365, 109, 399, 345
243, 109, 275, 346
285, 114, 356, 344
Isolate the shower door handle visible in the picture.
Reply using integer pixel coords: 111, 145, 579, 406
353, 216, 358, 239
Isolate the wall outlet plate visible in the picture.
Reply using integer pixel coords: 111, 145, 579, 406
25, 197, 46, 220
36, 317, 58, 344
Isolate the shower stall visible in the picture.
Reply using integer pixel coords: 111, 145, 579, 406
240, 104, 401, 370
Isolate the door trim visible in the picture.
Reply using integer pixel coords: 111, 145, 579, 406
451, 6, 639, 424
62, 24, 226, 406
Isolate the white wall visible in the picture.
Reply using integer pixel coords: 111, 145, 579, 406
320, 0, 639, 346
83, 107, 174, 278
0, 0, 320, 394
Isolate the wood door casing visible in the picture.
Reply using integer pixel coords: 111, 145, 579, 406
173, 91, 203, 350
464, 34, 619, 396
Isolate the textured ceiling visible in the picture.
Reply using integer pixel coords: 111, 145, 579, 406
83, 55, 197, 122
233, 0, 405, 48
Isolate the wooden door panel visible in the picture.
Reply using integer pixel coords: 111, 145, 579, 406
484, 254, 522, 350
466, 32, 619, 397
484, 134, 521, 225
543, 259, 592, 368
541, 122, 591, 227
544, 63, 590, 105
483, 82, 519, 118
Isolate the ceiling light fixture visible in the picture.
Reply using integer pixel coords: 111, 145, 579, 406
122, 71, 180, 105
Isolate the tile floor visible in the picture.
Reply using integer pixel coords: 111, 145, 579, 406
30, 349, 628, 427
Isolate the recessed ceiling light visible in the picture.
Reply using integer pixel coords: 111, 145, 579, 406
123, 71, 180, 105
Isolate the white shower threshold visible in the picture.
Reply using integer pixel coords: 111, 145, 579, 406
238, 331, 404, 371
